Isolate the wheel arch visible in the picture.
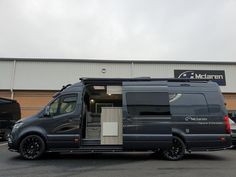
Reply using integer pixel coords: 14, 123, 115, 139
17, 127, 47, 150
172, 128, 187, 145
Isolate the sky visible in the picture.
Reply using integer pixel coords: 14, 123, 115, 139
0, 0, 235, 61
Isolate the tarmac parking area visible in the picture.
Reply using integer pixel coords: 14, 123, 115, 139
0, 141, 236, 177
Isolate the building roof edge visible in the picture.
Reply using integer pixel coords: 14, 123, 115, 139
0, 57, 235, 65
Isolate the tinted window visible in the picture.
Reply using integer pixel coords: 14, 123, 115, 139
126, 92, 170, 116
49, 94, 77, 116
169, 93, 208, 115
59, 96, 77, 114
49, 98, 60, 116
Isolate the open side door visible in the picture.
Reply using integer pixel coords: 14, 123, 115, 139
122, 81, 172, 150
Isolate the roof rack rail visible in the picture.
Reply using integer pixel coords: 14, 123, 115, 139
80, 77, 210, 84
134, 76, 151, 79
53, 84, 72, 98
60, 84, 72, 91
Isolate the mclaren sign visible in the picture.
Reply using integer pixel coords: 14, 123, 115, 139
174, 70, 226, 86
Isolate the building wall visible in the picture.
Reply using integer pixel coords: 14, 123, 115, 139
0, 59, 236, 118
1, 60, 236, 92
0, 90, 55, 118
3, 60, 132, 90
133, 63, 234, 92
0, 61, 13, 89
224, 93, 236, 111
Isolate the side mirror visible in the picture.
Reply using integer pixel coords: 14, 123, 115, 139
44, 106, 50, 117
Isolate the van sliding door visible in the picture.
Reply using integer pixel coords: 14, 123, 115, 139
122, 81, 172, 150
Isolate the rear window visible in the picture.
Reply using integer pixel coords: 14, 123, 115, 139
126, 92, 170, 116
169, 93, 208, 115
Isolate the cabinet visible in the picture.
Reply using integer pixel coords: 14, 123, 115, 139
101, 107, 123, 145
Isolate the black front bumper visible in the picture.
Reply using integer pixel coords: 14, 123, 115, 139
232, 138, 236, 146
8, 134, 18, 152
231, 132, 236, 146
0, 129, 5, 138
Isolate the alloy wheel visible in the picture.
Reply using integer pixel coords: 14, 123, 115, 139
162, 136, 185, 160
19, 135, 45, 160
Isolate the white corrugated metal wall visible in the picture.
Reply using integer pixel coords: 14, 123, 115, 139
132, 63, 235, 93
0, 59, 236, 92
0, 61, 14, 90
11, 61, 133, 90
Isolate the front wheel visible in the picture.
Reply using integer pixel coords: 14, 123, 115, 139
162, 136, 185, 160
19, 135, 45, 160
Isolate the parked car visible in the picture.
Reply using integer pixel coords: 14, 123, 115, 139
0, 98, 21, 140
8, 78, 232, 160
229, 118, 236, 146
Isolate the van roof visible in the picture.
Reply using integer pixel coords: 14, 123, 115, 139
0, 97, 16, 104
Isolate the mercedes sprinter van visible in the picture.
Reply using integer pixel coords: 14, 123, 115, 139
8, 78, 232, 160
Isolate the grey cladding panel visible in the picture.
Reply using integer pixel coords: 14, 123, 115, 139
123, 81, 168, 92
168, 86, 218, 93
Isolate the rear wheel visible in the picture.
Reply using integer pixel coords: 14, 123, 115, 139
19, 135, 45, 160
162, 136, 185, 160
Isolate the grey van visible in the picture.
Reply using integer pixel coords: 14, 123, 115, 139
8, 78, 232, 160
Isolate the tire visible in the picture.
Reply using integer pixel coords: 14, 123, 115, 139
19, 135, 45, 160
162, 136, 186, 161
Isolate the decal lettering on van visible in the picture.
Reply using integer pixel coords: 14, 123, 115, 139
185, 116, 208, 121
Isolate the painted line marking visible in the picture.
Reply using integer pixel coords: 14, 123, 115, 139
0, 143, 7, 147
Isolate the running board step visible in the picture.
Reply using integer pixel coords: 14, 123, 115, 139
48, 146, 123, 153
81, 139, 100, 146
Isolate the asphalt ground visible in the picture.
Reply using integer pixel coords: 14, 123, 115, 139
0, 140, 236, 177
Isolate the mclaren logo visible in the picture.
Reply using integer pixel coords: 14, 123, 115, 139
178, 71, 195, 79
174, 70, 226, 86
177, 71, 224, 80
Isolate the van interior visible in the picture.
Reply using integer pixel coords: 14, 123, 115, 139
82, 84, 123, 146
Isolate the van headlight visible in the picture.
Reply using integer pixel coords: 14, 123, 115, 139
13, 122, 24, 129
